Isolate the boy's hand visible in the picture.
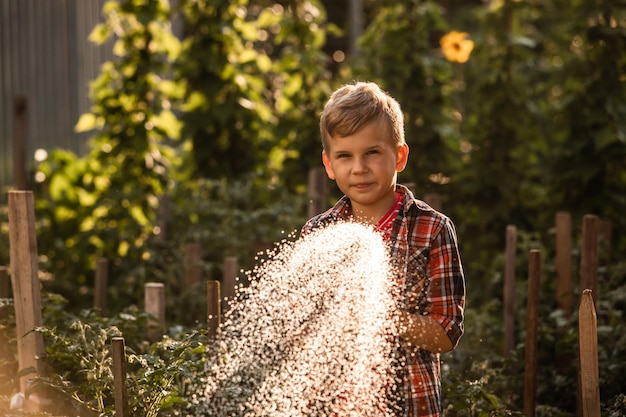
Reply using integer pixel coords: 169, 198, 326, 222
398, 311, 453, 353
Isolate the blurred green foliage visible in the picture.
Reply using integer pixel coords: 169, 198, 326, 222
175, 0, 335, 186
355, 0, 456, 196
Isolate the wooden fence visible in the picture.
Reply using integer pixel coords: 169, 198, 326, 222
503, 213, 607, 417
1, 188, 605, 416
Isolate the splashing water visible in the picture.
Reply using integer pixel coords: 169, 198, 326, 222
203, 221, 401, 417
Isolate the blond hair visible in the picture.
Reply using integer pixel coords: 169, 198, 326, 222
319, 81, 405, 151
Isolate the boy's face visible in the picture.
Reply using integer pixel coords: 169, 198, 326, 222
322, 121, 409, 222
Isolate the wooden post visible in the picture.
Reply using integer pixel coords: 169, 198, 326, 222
157, 194, 171, 241
14, 96, 28, 190
145, 283, 166, 342
8, 191, 44, 402
222, 256, 238, 313
348, 0, 363, 56
183, 243, 202, 286
523, 249, 541, 417
424, 193, 442, 212
580, 215, 599, 305
207, 280, 221, 339
503, 225, 516, 357
578, 289, 600, 417
94, 257, 109, 313
111, 337, 129, 417
556, 212, 573, 317
307, 167, 328, 218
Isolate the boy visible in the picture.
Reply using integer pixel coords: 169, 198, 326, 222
301, 81, 465, 416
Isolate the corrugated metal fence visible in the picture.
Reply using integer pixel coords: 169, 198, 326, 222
0, 0, 112, 203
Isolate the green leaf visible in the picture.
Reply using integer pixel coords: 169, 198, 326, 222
181, 91, 207, 111
481, 390, 500, 407
130, 205, 149, 226
156, 79, 184, 99
49, 173, 75, 201
236, 20, 258, 41
151, 109, 182, 139
256, 53, 272, 72
275, 95, 292, 114
283, 73, 303, 97
77, 188, 98, 207
256, 8, 282, 28
88, 23, 111, 45
75, 113, 99, 133
237, 48, 258, 64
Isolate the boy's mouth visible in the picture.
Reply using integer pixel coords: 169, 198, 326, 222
352, 182, 373, 190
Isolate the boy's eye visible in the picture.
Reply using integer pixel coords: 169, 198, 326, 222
337, 153, 350, 158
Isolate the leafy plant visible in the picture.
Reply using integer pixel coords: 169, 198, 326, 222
19, 292, 209, 417
33, 0, 183, 311
0, 297, 18, 414
124, 330, 209, 417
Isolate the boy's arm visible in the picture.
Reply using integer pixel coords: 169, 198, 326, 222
400, 216, 465, 353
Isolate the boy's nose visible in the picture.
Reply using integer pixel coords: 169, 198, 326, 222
352, 158, 368, 174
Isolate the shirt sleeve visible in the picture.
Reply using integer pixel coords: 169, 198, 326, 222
426, 217, 465, 348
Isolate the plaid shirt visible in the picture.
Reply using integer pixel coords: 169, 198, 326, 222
301, 184, 465, 416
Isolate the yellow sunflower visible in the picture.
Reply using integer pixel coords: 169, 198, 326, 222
440, 31, 474, 63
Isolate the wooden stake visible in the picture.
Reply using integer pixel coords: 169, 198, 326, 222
13, 96, 28, 190
222, 256, 238, 313
503, 225, 516, 357
8, 191, 44, 398
207, 280, 221, 339
578, 289, 600, 417
111, 337, 129, 417
307, 167, 328, 218
94, 257, 109, 313
348, 0, 363, 56
556, 212, 573, 317
145, 283, 166, 342
157, 194, 171, 241
424, 193, 442, 212
523, 249, 541, 417
580, 215, 599, 304
183, 243, 202, 286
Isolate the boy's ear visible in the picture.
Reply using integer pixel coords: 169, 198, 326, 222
322, 151, 335, 180
396, 144, 409, 172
